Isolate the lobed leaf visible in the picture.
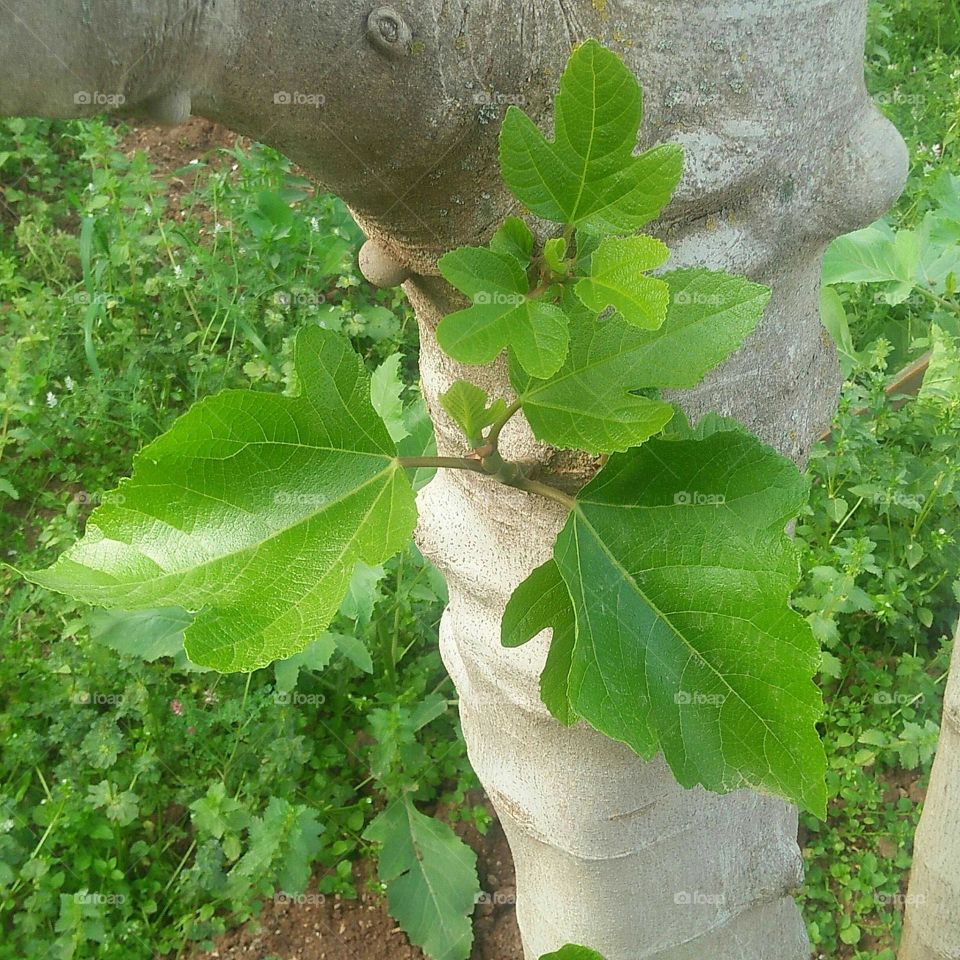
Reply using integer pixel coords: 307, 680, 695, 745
88, 607, 193, 663
489, 216, 535, 261
273, 635, 338, 693
919, 325, 960, 402
499, 39, 683, 234
371, 352, 410, 442
574, 235, 671, 329
512, 269, 770, 454
436, 246, 569, 378
506, 431, 827, 815
540, 947, 607, 960
397, 394, 438, 491
439, 380, 509, 448
23, 327, 417, 672
822, 221, 919, 305
502, 559, 578, 726
544, 236, 570, 276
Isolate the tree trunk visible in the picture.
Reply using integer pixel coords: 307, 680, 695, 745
900, 622, 960, 960
0, 2, 907, 957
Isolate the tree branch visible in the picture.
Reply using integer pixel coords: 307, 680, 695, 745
397, 456, 486, 473
484, 398, 523, 452
397, 453, 576, 509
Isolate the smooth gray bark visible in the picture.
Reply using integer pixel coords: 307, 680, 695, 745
900, 623, 960, 960
0, 2, 908, 957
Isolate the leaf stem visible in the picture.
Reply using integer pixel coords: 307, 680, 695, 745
917, 286, 960, 315
396, 453, 575, 509
397, 456, 487, 474
484, 397, 523, 451
500, 474, 576, 509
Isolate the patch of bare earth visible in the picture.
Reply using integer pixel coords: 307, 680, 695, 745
191, 797, 522, 960
119, 116, 241, 177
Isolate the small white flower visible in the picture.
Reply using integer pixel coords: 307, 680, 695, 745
309, 217, 320, 232
173, 264, 183, 278
46, 392, 58, 408
65, 376, 75, 392
143, 204, 152, 216
213, 222, 223, 234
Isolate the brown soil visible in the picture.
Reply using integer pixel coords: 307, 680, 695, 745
192, 796, 523, 960
117, 117, 250, 226
119, 116, 241, 178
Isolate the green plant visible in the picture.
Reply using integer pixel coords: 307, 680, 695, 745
12, 46, 832, 960
0, 114, 473, 959
0, 545, 475, 960
866, 0, 959, 217
820, 170, 960, 373
0, 13, 960, 960
541, 947, 606, 960
18, 42, 826, 819
799, 17, 960, 935
795, 329, 959, 959
801, 19, 960, 929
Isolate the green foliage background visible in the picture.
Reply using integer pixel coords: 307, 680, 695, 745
0, 129, 487, 958
0, 1, 958, 957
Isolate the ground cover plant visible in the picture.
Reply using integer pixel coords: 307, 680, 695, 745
0, 1, 958, 957
0, 118, 485, 960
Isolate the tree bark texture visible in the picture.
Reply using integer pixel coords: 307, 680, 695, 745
0, 2, 908, 957
900, 623, 960, 960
